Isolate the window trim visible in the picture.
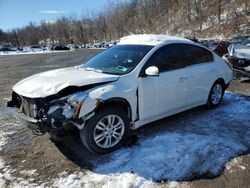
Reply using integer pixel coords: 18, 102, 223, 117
139, 44, 186, 77
179, 43, 214, 67
138, 43, 214, 77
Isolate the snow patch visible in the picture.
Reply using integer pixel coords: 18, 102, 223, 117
0, 93, 250, 187
226, 157, 247, 173
96, 133, 246, 181
95, 93, 250, 181
119, 34, 191, 46
53, 171, 155, 188
0, 107, 24, 187
0, 159, 5, 169
0, 50, 72, 56
19, 170, 38, 177
0, 107, 17, 150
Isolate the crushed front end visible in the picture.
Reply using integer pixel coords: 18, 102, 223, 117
7, 91, 89, 135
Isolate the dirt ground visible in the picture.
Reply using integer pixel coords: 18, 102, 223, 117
0, 49, 250, 187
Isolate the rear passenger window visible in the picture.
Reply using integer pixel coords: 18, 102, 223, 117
181, 44, 213, 66
144, 44, 184, 72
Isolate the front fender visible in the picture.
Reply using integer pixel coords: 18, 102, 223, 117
78, 83, 137, 121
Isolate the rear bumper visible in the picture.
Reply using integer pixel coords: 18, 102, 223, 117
15, 110, 48, 134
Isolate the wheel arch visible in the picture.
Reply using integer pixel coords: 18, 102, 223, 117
214, 78, 226, 89
206, 77, 226, 108
96, 97, 132, 121
206, 77, 226, 102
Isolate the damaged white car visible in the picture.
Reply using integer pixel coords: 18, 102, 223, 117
226, 36, 250, 78
8, 34, 233, 153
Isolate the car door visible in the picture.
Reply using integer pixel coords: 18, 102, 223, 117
137, 44, 188, 122
180, 44, 214, 106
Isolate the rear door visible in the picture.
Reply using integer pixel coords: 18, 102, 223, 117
180, 44, 215, 106
137, 44, 188, 121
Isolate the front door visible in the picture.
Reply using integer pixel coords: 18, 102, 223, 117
137, 44, 188, 122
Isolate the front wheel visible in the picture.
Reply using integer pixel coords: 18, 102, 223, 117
80, 106, 130, 154
206, 81, 225, 108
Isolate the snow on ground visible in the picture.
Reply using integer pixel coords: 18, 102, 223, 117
53, 172, 156, 188
53, 93, 250, 187
0, 93, 250, 187
0, 50, 73, 56
19, 170, 38, 177
0, 108, 38, 187
0, 107, 18, 150
0, 107, 20, 187
95, 93, 250, 181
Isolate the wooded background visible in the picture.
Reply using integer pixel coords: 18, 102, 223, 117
0, 0, 249, 46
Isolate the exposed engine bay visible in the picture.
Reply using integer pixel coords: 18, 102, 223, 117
7, 85, 103, 135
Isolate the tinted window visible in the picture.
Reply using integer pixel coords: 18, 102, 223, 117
143, 44, 184, 73
181, 44, 213, 66
230, 36, 249, 44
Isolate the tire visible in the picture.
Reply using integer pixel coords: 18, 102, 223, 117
80, 106, 130, 154
206, 81, 225, 108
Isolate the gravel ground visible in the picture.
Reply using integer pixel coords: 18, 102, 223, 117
0, 49, 249, 187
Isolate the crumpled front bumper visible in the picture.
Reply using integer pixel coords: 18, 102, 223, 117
14, 110, 48, 135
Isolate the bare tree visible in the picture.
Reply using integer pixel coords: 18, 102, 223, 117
1, 0, 249, 46
0, 29, 7, 43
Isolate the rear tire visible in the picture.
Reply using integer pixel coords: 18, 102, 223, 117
206, 81, 225, 108
80, 106, 130, 154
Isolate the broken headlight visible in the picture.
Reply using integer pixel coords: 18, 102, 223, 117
63, 92, 88, 119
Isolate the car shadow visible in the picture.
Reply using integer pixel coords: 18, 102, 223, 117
52, 93, 250, 181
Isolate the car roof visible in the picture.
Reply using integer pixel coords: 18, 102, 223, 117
118, 34, 194, 46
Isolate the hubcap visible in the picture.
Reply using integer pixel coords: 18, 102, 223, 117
93, 115, 125, 149
211, 84, 223, 105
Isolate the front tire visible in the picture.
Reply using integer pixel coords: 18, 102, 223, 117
206, 81, 225, 108
80, 106, 130, 154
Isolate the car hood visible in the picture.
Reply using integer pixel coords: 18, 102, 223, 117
13, 67, 119, 98
229, 45, 250, 59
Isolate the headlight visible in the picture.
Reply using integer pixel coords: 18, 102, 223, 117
63, 92, 88, 119
68, 98, 80, 107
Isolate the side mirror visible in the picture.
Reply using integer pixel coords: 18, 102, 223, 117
145, 66, 159, 76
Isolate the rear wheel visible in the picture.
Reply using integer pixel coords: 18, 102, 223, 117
206, 81, 225, 108
80, 106, 130, 154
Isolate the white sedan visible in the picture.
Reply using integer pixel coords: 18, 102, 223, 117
8, 34, 233, 153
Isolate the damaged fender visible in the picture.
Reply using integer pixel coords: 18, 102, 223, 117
78, 83, 137, 127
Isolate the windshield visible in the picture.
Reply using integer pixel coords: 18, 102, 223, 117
242, 37, 250, 46
230, 36, 249, 44
80, 45, 153, 75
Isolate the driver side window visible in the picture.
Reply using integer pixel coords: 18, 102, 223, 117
141, 44, 183, 75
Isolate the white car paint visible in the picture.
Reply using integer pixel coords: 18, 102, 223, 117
233, 47, 250, 59
12, 34, 233, 130
229, 44, 250, 60
13, 67, 119, 98
77, 36, 232, 129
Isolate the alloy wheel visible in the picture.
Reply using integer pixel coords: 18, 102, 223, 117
93, 114, 125, 148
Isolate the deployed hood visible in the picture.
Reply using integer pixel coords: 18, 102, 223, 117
13, 67, 119, 98
229, 44, 250, 59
